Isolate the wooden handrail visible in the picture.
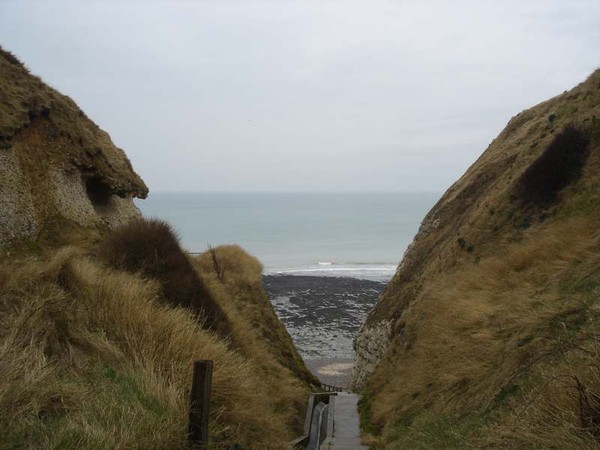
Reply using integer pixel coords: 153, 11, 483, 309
320, 382, 346, 393
291, 392, 338, 449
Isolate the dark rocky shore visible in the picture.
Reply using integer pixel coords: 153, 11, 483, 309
262, 275, 386, 385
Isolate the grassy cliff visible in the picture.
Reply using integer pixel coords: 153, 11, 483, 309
357, 69, 600, 448
0, 46, 148, 247
0, 47, 315, 448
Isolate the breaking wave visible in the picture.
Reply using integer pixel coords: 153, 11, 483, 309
264, 261, 397, 282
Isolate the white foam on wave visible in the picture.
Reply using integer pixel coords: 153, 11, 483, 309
275, 267, 395, 273
317, 261, 392, 266
264, 262, 397, 282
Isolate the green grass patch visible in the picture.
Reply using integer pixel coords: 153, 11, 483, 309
384, 412, 484, 450
493, 384, 521, 406
558, 189, 598, 218
357, 388, 381, 436
0, 362, 178, 450
516, 334, 534, 347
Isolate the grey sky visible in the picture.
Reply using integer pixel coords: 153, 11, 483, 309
1, 0, 599, 193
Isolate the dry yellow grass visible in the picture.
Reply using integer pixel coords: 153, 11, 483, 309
0, 245, 310, 448
1, 48, 312, 447
363, 213, 600, 448
0, 46, 147, 198
358, 70, 600, 448
481, 344, 600, 449
192, 245, 318, 387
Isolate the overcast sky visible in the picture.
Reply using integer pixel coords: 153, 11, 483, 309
1, 1, 599, 193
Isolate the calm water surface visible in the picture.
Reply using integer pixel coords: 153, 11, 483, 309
135, 192, 438, 280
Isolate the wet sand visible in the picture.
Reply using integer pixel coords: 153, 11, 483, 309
305, 357, 355, 388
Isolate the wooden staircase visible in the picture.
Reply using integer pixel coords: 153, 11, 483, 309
292, 384, 369, 449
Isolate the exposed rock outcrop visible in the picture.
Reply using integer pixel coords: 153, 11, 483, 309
351, 319, 391, 390
0, 47, 147, 247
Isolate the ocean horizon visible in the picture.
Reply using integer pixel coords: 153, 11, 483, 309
135, 191, 440, 282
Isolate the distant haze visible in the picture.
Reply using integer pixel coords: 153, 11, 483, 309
1, 0, 599, 193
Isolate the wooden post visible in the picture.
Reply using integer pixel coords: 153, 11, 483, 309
208, 246, 224, 282
189, 360, 213, 448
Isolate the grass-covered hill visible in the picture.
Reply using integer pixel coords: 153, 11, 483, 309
355, 69, 600, 449
1, 235, 316, 448
0, 47, 316, 448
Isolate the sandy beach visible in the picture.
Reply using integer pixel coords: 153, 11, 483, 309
305, 357, 355, 388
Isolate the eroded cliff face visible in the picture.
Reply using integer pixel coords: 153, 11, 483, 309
0, 48, 147, 247
351, 319, 391, 389
352, 69, 600, 446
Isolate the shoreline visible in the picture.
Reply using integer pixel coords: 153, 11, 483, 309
263, 274, 385, 368
304, 357, 355, 388
262, 266, 395, 283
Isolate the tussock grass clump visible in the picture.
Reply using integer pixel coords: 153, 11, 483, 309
514, 125, 591, 208
98, 218, 228, 334
194, 244, 263, 282
0, 247, 307, 448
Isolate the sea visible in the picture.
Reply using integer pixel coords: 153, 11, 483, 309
135, 192, 439, 384
135, 192, 438, 281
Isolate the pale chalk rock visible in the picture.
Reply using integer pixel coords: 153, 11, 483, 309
351, 320, 391, 390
